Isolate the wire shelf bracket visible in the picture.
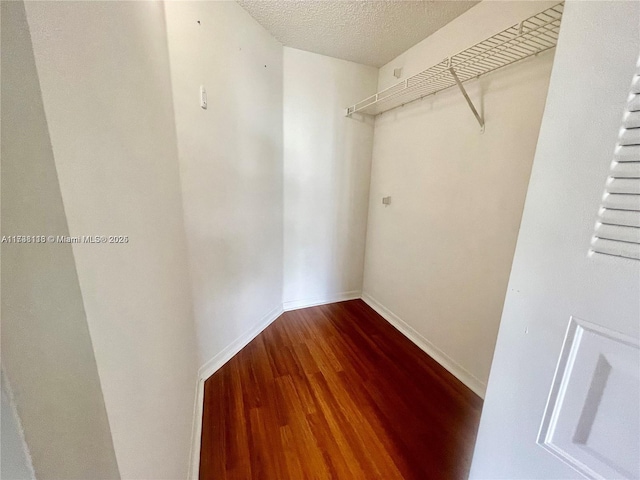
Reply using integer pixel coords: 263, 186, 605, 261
345, 2, 564, 132
448, 63, 484, 132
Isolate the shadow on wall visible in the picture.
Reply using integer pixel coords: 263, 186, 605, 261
0, 2, 120, 478
282, 48, 376, 307
163, 0, 284, 366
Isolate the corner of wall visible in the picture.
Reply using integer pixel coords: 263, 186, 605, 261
188, 304, 284, 480
361, 293, 487, 398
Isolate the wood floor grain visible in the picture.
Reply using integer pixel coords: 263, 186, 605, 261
199, 299, 483, 480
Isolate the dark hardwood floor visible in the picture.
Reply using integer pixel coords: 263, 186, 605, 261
199, 299, 483, 480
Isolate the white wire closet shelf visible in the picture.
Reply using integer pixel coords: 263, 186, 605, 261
346, 3, 564, 119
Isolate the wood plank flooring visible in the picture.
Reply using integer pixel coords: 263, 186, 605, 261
199, 299, 483, 480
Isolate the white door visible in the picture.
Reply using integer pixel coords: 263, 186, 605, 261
470, 2, 640, 479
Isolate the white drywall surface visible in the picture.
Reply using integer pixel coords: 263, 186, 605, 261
2, 2, 121, 478
470, 1, 640, 477
283, 47, 377, 309
164, 1, 284, 369
362, 1, 557, 396
22, 2, 199, 478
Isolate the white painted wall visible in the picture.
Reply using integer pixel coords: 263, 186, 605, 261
470, 1, 640, 477
6, 0, 609, 477
362, 1, 557, 397
164, 1, 284, 369
2, 2, 120, 478
22, 2, 199, 478
283, 47, 377, 310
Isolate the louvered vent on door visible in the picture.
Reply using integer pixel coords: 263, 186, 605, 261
591, 67, 640, 260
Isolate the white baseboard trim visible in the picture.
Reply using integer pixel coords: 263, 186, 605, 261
1, 370, 36, 480
188, 293, 486, 478
187, 374, 205, 480
282, 290, 361, 312
361, 292, 487, 399
187, 305, 284, 480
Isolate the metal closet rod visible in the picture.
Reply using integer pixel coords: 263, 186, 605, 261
345, 2, 564, 132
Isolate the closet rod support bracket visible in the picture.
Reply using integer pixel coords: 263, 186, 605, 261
448, 67, 485, 133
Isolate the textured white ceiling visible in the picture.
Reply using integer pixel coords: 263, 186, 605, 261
237, 1, 479, 67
